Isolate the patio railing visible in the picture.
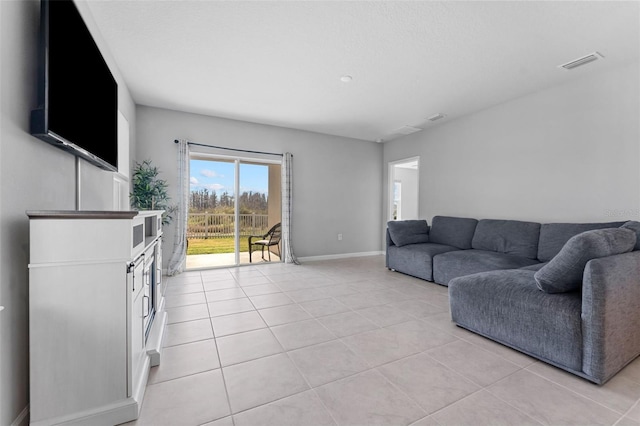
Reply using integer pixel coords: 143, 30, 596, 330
187, 213, 269, 239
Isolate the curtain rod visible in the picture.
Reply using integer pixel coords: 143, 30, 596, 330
174, 139, 285, 157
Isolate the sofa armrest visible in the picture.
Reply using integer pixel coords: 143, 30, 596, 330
582, 251, 640, 383
386, 228, 395, 268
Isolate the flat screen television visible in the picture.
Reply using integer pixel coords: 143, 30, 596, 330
31, 0, 118, 172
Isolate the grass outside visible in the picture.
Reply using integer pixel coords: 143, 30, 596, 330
187, 237, 250, 255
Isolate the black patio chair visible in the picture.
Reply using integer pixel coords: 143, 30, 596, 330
248, 223, 282, 262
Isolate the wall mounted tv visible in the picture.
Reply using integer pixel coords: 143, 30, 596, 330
31, 0, 118, 172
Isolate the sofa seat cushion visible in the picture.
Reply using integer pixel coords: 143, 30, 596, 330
519, 262, 548, 272
387, 220, 429, 247
432, 250, 539, 285
387, 243, 459, 281
537, 221, 626, 262
449, 269, 583, 372
429, 216, 478, 249
471, 219, 541, 259
535, 228, 636, 294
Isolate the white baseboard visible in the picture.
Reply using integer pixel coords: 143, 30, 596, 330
298, 251, 384, 262
29, 398, 138, 426
11, 405, 29, 426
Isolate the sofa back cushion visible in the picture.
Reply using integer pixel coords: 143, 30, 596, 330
472, 219, 541, 259
387, 220, 429, 247
429, 216, 478, 249
537, 221, 626, 262
534, 228, 636, 293
621, 221, 640, 251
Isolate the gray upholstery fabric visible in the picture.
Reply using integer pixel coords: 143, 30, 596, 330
582, 251, 640, 383
537, 221, 626, 262
535, 228, 636, 294
472, 219, 541, 259
387, 243, 458, 281
621, 221, 640, 251
385, 229, 393, 268
449, 269, 583, 372
387, 220, 429, 247
429, 216, 478, 249
433, 249, 539, 285
519, 262, 547, 271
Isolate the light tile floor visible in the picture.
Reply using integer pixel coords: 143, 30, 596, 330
186, 251, 281, 269
127, 255, 640, 426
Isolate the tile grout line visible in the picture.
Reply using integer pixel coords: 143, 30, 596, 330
221, 265, 331, 422
523, 364, 635, 418
370, 367, 430, 420
454, 332, 537, 368
482, 368, 597, 426
204, 288, 237, 426
163, 257, 634, 426
309, 387, 341, 426
214, 267, 417, 420
613, 398, 640, 426
420, 344, 497, 389
425, 329, 525, 373
416, 348, 544, 425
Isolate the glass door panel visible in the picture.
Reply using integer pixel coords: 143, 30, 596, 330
186, 158, 236, 269
240, 162, 281, 264
186, 156, 281, 269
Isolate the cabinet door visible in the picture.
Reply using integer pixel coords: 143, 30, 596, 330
130, 263, 146, 397
30, 264, 127, 421
156, 239, 163, 297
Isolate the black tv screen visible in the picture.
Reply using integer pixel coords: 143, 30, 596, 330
31, 0, 118, 172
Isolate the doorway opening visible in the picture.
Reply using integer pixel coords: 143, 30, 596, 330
388, 157, 419, 221
186, 155, 282, 269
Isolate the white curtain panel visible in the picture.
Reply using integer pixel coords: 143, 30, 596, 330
167, 139, 190, 276
282, 152, 300, 264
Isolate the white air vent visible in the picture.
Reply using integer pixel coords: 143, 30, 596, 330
559, 52, 604, 70
392, 126, 423, 135
428, 113, 446, 122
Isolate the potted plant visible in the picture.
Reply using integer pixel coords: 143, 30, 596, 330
130, 159, 177, 225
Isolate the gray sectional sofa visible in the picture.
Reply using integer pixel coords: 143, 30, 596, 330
386, 216, 640, 384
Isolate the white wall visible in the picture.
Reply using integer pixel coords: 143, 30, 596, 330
383, 62, 640, 228
0, 1, 136, 424
393, 167, 419, 220
135, 106, 383, 265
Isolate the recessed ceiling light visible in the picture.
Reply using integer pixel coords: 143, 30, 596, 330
375, 138, 384, 143
340, 75, 353, 83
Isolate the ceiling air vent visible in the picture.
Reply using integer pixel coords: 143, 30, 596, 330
392, 126, 423, 135
428, 113, 446, 122
559, 52, 604, 70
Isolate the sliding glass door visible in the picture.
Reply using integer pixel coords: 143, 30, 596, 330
186, 155, 281, 269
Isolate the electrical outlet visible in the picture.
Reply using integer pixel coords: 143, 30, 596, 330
337, 233, 343, 241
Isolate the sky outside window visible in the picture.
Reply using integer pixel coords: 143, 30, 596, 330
189, 159, 269, 196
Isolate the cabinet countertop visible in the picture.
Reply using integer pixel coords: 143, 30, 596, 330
27, 210, 138, 220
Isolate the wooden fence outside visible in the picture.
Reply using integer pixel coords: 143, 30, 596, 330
187, 213, 269, 239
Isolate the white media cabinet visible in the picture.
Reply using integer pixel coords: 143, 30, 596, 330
27, 210, 168, 426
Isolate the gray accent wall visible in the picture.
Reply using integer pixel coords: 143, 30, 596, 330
0, 1, 136, 424
383, 62, 640, 230
135, 106, 383, 267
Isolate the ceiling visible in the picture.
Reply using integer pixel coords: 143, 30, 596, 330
85, 1, 640, 143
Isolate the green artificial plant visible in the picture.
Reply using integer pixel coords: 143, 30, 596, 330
130, 159, 177, 225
